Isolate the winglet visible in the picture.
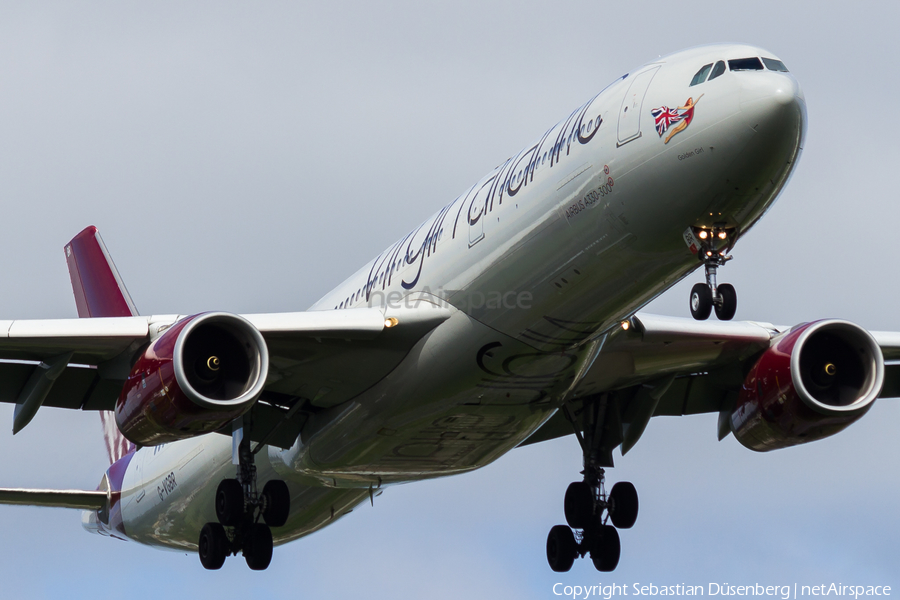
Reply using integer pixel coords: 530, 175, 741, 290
64, 226, 139, 318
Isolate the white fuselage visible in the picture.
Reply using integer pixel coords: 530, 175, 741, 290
85, 43, 806, 551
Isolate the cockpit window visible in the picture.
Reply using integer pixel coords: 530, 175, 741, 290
708, 60, 726, 81
762, 57, 789, 72
690, 63, 713, 86
729, 57, 764, 71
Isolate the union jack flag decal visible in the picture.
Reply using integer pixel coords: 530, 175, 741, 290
651, 106, 683, 136
650, 94, 703, 144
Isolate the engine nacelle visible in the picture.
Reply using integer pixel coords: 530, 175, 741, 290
116, 312, 269, 445
731, 320, 884, 452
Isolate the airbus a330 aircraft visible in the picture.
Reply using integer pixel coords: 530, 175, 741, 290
0, 43, 894, 573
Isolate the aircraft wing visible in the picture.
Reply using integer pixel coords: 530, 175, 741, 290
0, 305, 450, 447
522, 312, 900, 451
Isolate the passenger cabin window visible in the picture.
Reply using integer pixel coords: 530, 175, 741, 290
708, 60, 726, 81
762, 57, 789, 72
729, 57, 764, 71
690, 63, 713, 86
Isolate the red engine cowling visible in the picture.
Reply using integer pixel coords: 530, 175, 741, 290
731, 319, 884, 452
115, 312, 269, 445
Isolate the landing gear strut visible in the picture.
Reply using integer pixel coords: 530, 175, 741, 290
199, 419, 291, 571
689, 226, 737, 321
546, 398, 638, 572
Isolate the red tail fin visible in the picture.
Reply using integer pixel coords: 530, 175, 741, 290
64, 226, 138, 464
65, 226, 138, 319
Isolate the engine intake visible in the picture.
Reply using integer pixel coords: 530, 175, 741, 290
731, 320, 883, 452
116, 312, 269, 445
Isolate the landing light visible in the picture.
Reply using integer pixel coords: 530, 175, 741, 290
621, 320, 630, 331
717, 231, 727, 240
698, 230, 708, 239
384, 317, 399, 328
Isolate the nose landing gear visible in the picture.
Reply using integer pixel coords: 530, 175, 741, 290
688, 227, 737, 321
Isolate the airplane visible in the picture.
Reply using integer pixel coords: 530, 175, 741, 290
0, 42, 893, 573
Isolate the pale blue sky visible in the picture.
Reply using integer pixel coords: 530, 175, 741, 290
0, 2, 897, 598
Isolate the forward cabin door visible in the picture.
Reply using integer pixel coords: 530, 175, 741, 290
616, 66, 660, 146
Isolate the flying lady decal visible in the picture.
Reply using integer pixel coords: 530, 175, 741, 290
651, 94, 703, 144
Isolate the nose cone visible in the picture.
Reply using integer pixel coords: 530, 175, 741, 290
739, 71, 806, 149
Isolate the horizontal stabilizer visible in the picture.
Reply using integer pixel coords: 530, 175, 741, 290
0, 488, 107, 510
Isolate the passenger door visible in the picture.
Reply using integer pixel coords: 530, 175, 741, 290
617, 66, 660, 146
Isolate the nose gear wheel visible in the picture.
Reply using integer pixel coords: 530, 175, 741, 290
689, 226, 737, 321
690, 284, 713, 320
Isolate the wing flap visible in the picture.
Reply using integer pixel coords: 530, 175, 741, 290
0, 362, 116, 411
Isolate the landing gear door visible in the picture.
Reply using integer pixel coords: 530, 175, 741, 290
617, 66, 660, 146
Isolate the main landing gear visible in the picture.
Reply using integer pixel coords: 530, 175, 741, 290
199, 427, 291, 571
547, 470, 638, 572
689, 226, 737, 321
546, 400, 639, 572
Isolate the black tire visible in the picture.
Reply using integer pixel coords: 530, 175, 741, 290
590, 525, 621, 572
199, 522, 228, 570
564, 481, 593, 529
243, 523, 274, 571
216, 479, 244, 527
546, 525, 577, 572
715, 283, 737, 321
690, 283, 713, 320
608, 481, 639, 529
262, 480, 291, 528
